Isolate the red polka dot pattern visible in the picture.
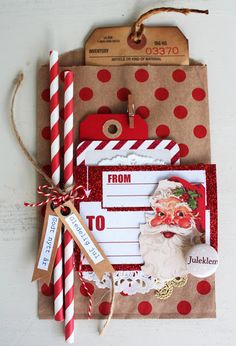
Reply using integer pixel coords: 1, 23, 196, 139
41, 205, 46, 218
136, 106, 150, 119
193, 125, 207, 138
197, 281, 211, 295
179, 143, 189, 157
99, 302, 111, 315
97, 106, 111, 114
79, 87, 93, 101
42, 165, 51, 177
135, 69, 149, 82
155, 87, 169, 101
97, 69, 111, 83
120, 291, 129, 296
173, 105, 188, 119
41, 88, 50, 102
59, 107, 64, 119
138, 301, 152, 315
177, 301, 192, 315
172, 69, 186, 82
41, 283, 53, 296
117, 88, 131, 102
192, 88, 206, 101
156, 124, 170, 138
80, 282, 95, 296
41, 126, 50, 140
59, 71, 65, 82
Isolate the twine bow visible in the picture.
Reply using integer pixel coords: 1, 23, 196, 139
24, 184, 86, 209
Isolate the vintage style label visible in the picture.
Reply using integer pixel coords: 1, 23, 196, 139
32, 203, 61, 284
54, 201, 114, 279
85, 26, 189, 66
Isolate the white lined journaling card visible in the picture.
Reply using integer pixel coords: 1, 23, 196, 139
102, 170, 206, 208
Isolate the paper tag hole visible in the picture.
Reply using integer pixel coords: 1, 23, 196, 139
60, 206, 71, 216
108, 124, 118, 134
127, 33, 146, 50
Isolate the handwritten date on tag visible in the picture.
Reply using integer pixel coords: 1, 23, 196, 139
85, 26, 189, 66
54, 201, 114, 280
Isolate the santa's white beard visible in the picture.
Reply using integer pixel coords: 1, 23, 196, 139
139, 222, 200, 282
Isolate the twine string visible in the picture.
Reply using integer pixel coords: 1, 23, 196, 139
10, 72, 116, 335
131, 7, 209, 42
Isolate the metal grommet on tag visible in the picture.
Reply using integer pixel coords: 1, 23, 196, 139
102, 119, 122, 139
186, 244, 219, 278
127, 31, 147, 49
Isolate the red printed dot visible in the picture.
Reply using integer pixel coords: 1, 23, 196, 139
172, 69, 186, 82
80, 282, 95, 296
135, 69, 149, 82
136, 106, 150, 119
138, 301, 152, 315
59, 71, 65, 82
41, 205, 46, 217
192, 88, 206, 101
41, 283, 53, 296
79, 87, 93, 101
120, 291, 129, 296
193, 125, 207, 138
41, 126, 50, 140
41, 88, 50, 102
156, 124, 170, 138
42, 165, 51, 178
59, 107, 64, 119
155, 88, 169, 101
197, 281, 211, 295
99, 302, 111, 316
179, 143, 189, 157
173, 105, 188, 119
177, 300, 191, 315
97, 106, 111, 114
97, 69, 111, 83
117, 88, 131, 102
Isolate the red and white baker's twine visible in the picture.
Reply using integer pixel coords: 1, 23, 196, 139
78, 255, 93, 319
49, 50, 64, 322
24, 185, 86, 209
63, 70, 75, 344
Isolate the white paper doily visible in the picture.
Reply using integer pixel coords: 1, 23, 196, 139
82, 271, 165, 295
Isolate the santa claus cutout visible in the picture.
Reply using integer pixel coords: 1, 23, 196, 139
139, 177, 205, 282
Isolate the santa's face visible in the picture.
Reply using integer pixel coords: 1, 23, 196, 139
149, 197, 194, 238
139, 196, 199, 281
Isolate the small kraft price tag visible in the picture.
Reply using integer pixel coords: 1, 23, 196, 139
54, 201, 114, 279
85, 26, 189, 66
32, 203, 61, 284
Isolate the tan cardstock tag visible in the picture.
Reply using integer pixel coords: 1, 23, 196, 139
85, 26, 189, 66
32, 203, 61, 284
54, 201, 114, 279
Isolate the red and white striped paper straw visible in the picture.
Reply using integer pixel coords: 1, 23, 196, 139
63, 70, 75, 344
49, 50, 64, 322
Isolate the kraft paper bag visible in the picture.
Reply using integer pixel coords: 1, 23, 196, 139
37, 50, 215, 319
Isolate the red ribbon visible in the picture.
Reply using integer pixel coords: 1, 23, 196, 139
24, 184, 86, 208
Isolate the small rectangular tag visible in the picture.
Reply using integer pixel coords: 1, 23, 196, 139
32, 203, 61, 284
85, 26, 189, 66
54, 201, 114, 279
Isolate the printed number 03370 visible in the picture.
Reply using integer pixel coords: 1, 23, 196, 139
145, 46, 179, 55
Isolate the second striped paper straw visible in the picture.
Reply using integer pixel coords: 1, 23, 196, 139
63, 70, 75, 344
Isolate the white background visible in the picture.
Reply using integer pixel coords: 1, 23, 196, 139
0, 0, 235, 345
